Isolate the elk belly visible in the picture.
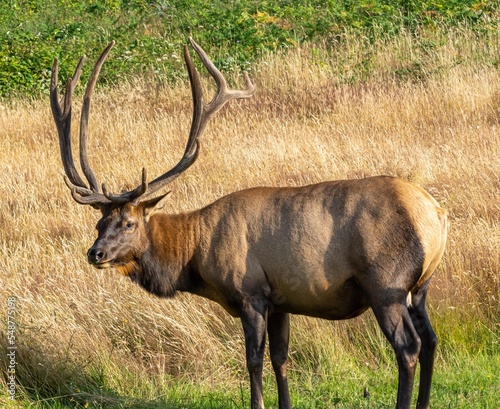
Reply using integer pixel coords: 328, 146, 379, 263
269, 275, 369, 320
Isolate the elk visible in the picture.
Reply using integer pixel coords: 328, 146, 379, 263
50, 38, 447, 409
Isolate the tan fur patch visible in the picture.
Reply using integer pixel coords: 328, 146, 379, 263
115, 261, 139, 277
393, 179, 448, 287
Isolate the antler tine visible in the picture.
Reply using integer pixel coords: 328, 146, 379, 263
80, 41, 115, 193
102, 168, 148, 205
50, 44, 116, 208
135, 38, 255, 200
50, 56, 87, 189
189, 37, 255, 121
62, 176, 108, 208
137, 42, 204, 191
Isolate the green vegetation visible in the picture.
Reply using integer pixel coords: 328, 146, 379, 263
2, 315, 498, 408
0, 0, 498, 97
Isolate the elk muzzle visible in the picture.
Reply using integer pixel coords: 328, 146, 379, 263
87, 244, 112, 268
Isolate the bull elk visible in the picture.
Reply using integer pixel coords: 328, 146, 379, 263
50, 38, 447, 409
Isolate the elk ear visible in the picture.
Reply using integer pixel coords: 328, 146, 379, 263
141, 191, 172, 220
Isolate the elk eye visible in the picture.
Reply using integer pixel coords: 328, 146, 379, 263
124, 220, 135, 231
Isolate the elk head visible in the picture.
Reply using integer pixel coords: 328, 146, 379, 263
50, 38, 255, 270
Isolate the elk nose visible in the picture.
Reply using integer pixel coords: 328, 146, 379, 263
87, 247, 105, 264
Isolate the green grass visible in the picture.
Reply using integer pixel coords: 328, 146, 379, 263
2, 349, 498, 408
2, 308, 498, 407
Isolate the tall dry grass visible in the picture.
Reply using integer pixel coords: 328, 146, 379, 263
0, 28, 498, 404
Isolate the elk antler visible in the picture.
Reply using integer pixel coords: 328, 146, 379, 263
50, 42, 115, 207
51, 38, 255, 208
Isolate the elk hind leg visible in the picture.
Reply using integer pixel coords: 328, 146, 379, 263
372, 297, 422, 409
409, 282, 437, 409
268, 312, 291, 409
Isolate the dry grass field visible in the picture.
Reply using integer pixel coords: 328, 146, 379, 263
0, 29, 499, 407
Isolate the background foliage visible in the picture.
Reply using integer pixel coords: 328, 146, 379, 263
0, 0, 498, 97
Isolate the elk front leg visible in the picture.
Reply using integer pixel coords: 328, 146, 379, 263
241, 302, 268, 409
268, 312, 291, 409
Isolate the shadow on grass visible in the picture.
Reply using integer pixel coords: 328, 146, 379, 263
0, 333, 245, 409
23, 394, 245, 409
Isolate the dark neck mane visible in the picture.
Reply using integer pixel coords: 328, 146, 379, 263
125, 212, 201, 298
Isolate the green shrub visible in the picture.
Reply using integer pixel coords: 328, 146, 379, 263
0, 0, 498, 97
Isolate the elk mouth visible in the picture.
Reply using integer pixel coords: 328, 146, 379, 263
89, 259, 114, 269
92, 261, 112, 270
90, 259, 137, 274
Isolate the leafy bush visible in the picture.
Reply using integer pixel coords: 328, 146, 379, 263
0, 0, 498, 97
